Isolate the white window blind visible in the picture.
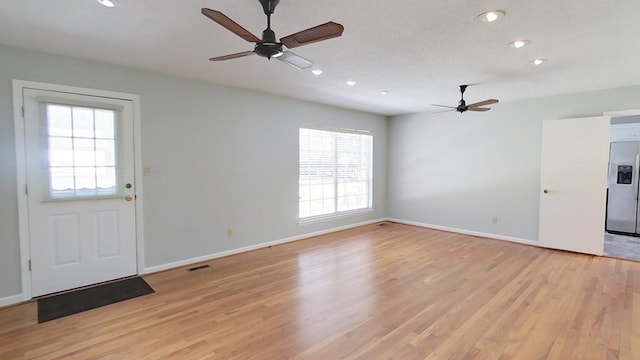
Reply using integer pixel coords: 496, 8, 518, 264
299, 126, 373, 221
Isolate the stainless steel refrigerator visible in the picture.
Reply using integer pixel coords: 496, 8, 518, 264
606, 141, 640, 235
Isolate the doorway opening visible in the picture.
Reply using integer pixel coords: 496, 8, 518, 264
604, 114, 640, 261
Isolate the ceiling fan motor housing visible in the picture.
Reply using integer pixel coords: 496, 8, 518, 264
457, 100, 467, 113
255, 28, 283, 58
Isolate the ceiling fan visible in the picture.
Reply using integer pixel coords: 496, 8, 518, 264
432, 85, 499, 113
201, 0, 344, 69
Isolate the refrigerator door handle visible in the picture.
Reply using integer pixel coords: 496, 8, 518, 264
635, 154, 639, 200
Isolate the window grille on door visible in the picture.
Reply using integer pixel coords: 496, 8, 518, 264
45, 104, 118, 199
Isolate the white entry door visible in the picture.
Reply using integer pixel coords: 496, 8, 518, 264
22, 88, 138, 296
538, 116, 609, 255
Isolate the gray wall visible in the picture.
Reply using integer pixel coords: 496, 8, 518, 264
388, 86, 640, 241
0, 45, 388, 299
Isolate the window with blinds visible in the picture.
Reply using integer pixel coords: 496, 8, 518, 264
299, 126, 373, 221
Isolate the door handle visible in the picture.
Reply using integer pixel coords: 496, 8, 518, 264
543, 189, 549, 194
124, 195, 133, 202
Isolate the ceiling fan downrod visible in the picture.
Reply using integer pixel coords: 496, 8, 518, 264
256, 0, 283, 59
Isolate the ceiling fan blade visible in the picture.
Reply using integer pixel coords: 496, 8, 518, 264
280, 21, 344, 49
201, 8, 261, 43
433, 108, 456, 114
431, 104, 457, 109
467, 99, 499, 108
468, 107, 491, 112
209, 51, 256, 61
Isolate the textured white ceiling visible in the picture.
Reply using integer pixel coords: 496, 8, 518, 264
2, 0, 640, 115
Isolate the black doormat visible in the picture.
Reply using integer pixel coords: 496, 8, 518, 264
37, 277, 154, 323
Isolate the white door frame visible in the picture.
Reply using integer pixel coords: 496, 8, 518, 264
13, 80, 145, 301
604, 109, 640, 118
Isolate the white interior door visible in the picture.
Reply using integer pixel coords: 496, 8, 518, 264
538, 116, 609, 255
23, 88, 138, 296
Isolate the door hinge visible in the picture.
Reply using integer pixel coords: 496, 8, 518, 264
25, 184, 28, 195
21, 106, 24, 118
28, 259, 31, 271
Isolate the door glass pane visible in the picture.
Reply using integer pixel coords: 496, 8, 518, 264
73, 138, 96, 166
50, 167, 74, 193
72, 107, 95, 137
47, 105, 73, 137
48, 137, 73, 166
94, 109, 115, 139
95, 139, 116, 166
96, 167, 116, 191
75, 167, 97, 192
46, 104, 118, 199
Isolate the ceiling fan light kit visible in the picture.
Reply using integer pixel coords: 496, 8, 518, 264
279, 51, 313, 69
96, 0, 118, 8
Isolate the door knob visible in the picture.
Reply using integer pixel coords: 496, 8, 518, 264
125, 195, 133, 201
543, 189, 549, 194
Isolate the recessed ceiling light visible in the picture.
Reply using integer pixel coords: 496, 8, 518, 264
97, 0, 119, 7
381, 90, 390, 95
530, 58, 548, 67
311, 69, 323, 75
346, 80, 356, 86
508, 40, 530, 49
476, 10, 505, 23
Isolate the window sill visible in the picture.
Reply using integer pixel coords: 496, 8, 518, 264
298, 208, 375, 227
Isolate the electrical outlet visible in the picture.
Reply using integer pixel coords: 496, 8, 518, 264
227, 228, 233, 237
491, 216, 498, 224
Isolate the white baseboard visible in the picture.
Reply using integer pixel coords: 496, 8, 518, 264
144, 218, 388, 274
0, 294, 24, 308
143, 216, 538, 276
386, 218, 539, 247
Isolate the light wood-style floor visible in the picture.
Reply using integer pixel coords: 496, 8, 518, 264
2, 222, 640, 359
